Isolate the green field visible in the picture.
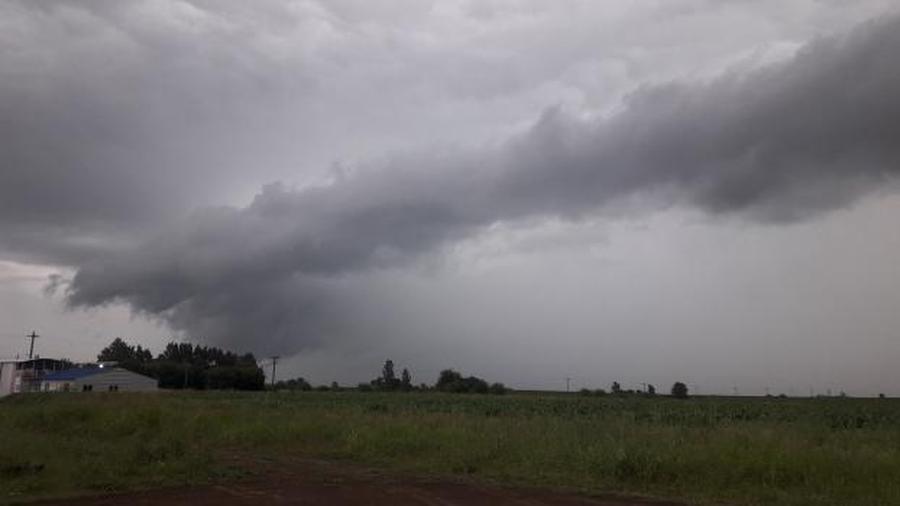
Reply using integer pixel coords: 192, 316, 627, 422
1, 391, 899, 505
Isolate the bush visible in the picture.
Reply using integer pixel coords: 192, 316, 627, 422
671, 382, 689, 399
273, 377, 312, 391
435, 369, 490, 394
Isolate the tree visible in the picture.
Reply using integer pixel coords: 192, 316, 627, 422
370, 359, 403, 390
436, 369, 463, 390
671, 381, 689, 399
647, 384, 656, 395
98, 338, 152, 368
611, 381, 622, 395
382, 359, 396, 383
435, 369, 462, 391
435, 369, 490, 394
99, 337, 264, 390
274, 377, 311, 391
400, 368, 412, 391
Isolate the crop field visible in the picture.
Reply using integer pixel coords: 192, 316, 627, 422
1, 391, 898, 505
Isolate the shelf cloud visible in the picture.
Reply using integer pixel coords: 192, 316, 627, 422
61, 13, 900, 353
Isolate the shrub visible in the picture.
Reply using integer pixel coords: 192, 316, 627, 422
671, 382, 689, 399
435, 369, 490, 394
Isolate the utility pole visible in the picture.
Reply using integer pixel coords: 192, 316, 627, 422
27, 331, 39, 359
270, 356, 279, 387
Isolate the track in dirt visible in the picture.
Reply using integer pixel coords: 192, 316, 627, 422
29, 459, 685, 506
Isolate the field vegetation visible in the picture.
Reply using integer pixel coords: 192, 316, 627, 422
1, 391, 898, 505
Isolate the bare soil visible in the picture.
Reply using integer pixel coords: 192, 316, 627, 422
28, 459, 686, 506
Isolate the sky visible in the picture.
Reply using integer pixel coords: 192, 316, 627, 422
2, 0, 899, 395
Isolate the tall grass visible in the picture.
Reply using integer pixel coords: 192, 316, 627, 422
1, 392, 898, 505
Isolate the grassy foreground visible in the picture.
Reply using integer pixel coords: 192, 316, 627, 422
1, 392, 899, 505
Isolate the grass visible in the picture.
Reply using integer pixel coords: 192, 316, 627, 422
1, 391, 899, 505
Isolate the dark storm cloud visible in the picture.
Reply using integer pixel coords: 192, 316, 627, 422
64, 14, 900, 353
0, 0, 337, 264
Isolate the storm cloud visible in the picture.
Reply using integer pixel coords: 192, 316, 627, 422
62, 13, 900, 354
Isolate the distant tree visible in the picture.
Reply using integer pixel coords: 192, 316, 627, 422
579, 388, 592, 397
97, 337, 153, 374
400, 368, 412, 391
382, 359, 396, 384
647, 384, 656, 395
207, 365, 265, 390
98, 337, 132, 363
370, 359, 405, 390
436, 369, 463, 390
435, 369, 490, 394
331, 381, 340, 391
611, 381, 622, 395
671, 381, 689, 399
102, 338, 264, 390
879, 393, 886, 399
274, 377, 311, 391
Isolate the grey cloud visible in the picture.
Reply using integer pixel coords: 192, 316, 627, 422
66, 14, 900, 353
2, 0, 891, 266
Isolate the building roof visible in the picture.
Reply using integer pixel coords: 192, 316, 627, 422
2, 357, 65, 364
42, 368, 106, 381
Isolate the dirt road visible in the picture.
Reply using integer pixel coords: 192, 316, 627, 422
30, 460, 685, 506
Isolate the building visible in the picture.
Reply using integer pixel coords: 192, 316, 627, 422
41, 366, 158, 393
0, 358, 70, 397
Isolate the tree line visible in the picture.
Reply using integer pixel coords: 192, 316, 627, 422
274, 359, 508, 394
579, 381, 689, 398
97, 338, 265, 390
100, 339, 688, 398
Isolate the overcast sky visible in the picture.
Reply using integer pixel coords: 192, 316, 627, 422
2, 0, 899, 395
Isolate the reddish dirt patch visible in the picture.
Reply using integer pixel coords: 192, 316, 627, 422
29, 460, 685, 506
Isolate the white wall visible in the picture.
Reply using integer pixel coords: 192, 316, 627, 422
0, 361, 15, 397
73, 368, 158, 392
